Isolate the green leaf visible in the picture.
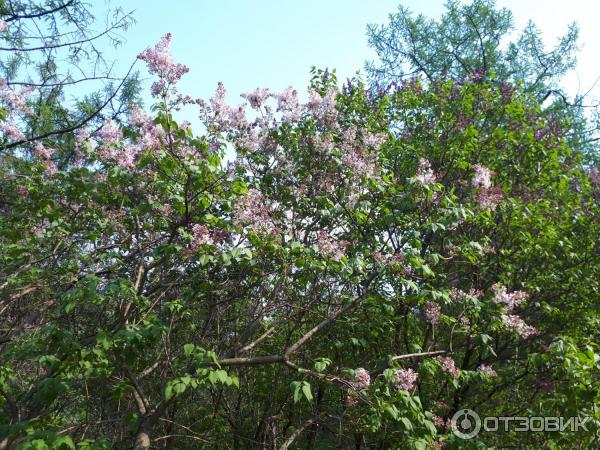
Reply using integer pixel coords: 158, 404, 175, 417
52, 436, 75, 450
301, 381, 313, 402
290, 381, 301, 403
399, 416, 412, 431
183, 344, 195, 357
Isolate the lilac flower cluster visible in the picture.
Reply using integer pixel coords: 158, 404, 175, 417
0, 119, 25, 141
370, 251, 404, 267
478, 186, 504, 209
499, 81, 513, 103
415, 158, 436, 185
190, 224, 213, 249
472, 164, 492, 190
354, 368, 371, 390
450, 288, 484, 302
430, 440, 446, 450
477, 364, 497, 377
0, 79, 33, 116
34, 143, 57, 176
500, 314, 538, 339
432, 415, 447, 428
437, 356, 460, 378
424, 302, 441, 325
273, 87, 301, 121
96, 120, 139, 170
316, 230, 348, 261
345, 368, 370, 406
241, 88, 270, 110
234, 189, 276, 235
392, 368, 418, 391
491, 284, 528, 311
435, 401, 449, 411
79, 105, 165, 170
97, 120, 123, 146
471, 163, 502, 209
489, 284, 537, 338
307, 87, 338, 125
590, 167, 599, 186
137, 33, 190, 98
0, 78, 35, 143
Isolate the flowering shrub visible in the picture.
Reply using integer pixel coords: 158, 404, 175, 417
0, 34, 599, 450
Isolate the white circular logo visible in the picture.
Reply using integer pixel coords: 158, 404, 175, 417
450, 409, 481, 439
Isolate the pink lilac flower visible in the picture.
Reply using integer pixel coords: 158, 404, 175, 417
137, 33, 189, 97
31, 224, 44, 234
415, 158, 436, 185
476, 185, 503, 210
499, 81, 513, 102
128, 103, 151, 128
363, 131, 387, 149
477, 364, 497, 377
437, 356, 460, 378
371, 251, 388, 265
190, 224, 213, 249
236, 132, 260, 152
275, 86, 301, 121
241, 87, 270, 110
97, 120, 122, 145
0, 20, 7, 31
590, 167, 599, 185
313, 134, 335, 155
211, 228, 230, 244
342, 147, 378, 180
228, 104, 248, 130
43, 163, 58, 176
306, 87, 338, 124
139, 125, 164, 151
393, 368, 418, 391
425, 302, 442, 325
209, 82, 232, 126
33, 143, 58, 175
307, 88, 323, 112
472, 164, 493, 190
501, 314, 538, 339
491, 284, 528, 311
234, 189, 275, 234
316, 230, 348, 261
471, 164, 502, 209
118, 143, 141, 169
75, 128, 91, 144
0, 119, 25, 141
433, 415, 447, 428
339, 126, 379, 180
354, 368, 370, 390
34, 143, 54, 160
370, 251, 405, 268
0, 85, 33, 115
431, 440, 446, 449
347, 367, 370, 405
450, 288, 484, 302
314, 172, 337, 195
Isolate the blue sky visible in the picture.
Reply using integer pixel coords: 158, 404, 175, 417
92, 1, 600, 113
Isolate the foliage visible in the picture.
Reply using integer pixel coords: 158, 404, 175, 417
366, 0, 600, 166
0, 0, 140, 160
0, 10, 599, 450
